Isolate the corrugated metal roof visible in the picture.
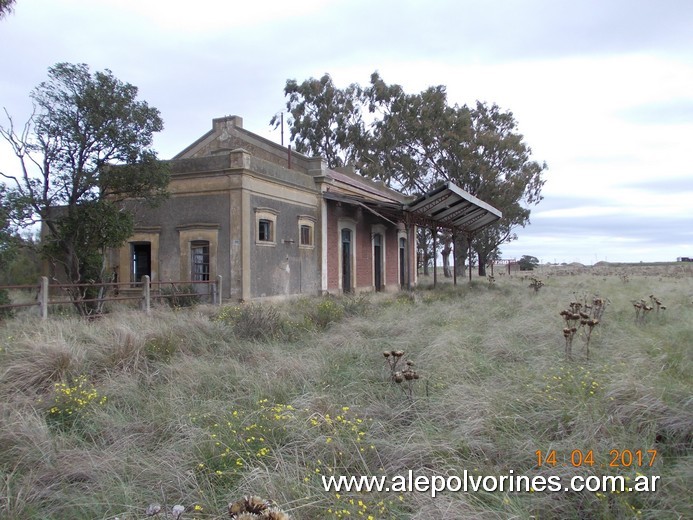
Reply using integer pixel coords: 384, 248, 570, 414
327, 169, 405, 203
406, 182, 502, 233
323, 181, 502, 234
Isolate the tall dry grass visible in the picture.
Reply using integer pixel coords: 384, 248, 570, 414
0, 265, 691, 519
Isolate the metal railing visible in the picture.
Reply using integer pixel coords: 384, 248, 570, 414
0, 275, 223, 319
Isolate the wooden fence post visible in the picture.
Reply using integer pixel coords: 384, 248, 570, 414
40, 276, 48, 319
142, 275, 150, 313
216, 275, 223, 305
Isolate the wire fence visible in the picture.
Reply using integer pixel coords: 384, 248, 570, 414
0, 275, 223, 319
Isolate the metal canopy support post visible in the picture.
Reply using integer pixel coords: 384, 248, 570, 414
452, 228, 457, 286
405, 217, 412, 291
432, 226, 437, 287
467, 234, 473, 282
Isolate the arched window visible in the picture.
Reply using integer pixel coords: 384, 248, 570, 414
338, 219, 357, 294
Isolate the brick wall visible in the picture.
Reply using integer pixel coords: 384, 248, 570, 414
326, 200, 410, 292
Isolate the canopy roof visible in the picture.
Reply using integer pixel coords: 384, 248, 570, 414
324, 181, 502, 234
405, 182, 502, 233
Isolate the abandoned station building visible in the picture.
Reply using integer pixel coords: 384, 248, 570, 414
114, 115, 501, 301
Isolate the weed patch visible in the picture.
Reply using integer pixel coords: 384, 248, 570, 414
42, 374, 107, 431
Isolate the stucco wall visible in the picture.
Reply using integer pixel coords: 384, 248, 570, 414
249, 194, 320, 298
121, 193, 232, 296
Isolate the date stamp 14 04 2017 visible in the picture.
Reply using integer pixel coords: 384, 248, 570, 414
536, 449, 658, 468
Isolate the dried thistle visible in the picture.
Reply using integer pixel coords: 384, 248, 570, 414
383, 349, 420, 401
528, 277, 544, 292
228, 496, 290, 519
146, 503, 162, 517
591, 296, 609, 320
649, 295, 666, 313
583, 318, 599, 359
560, 296, 603, 360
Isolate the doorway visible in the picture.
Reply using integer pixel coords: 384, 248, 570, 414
373, 233, 383, 291
341, 228, 352, 293
399, 237, 407, 288
131, 242, 151, 283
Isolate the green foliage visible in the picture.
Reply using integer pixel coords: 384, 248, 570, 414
272, 74, 368, 169
306, 298, 344, 330
0, 235, 42, 285
519, 254, 540, 271
0, 288, 13, 319
0, 184, 19, 268
0, 0, 15, 18
0, 62, 169, 315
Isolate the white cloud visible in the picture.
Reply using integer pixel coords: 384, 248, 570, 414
2, 0, 692, 264
81, 0, 335, 33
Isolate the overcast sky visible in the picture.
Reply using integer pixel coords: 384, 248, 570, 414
1, 0, 692, 264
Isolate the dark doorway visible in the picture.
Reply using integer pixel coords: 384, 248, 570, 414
341, 229, 352, 293
399, 237, 407, 288
132, 243, 151, 283
191, 241, 210, 296
373, 233, 383, 291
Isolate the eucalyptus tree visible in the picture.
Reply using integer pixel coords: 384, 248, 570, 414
275, 72, 546, 276
0, 63, 169, 314
0, 0, 16, 18
271, 74, 369, 169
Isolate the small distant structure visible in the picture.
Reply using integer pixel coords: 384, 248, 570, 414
677, 257, 692, 262
489, 258, 519, 275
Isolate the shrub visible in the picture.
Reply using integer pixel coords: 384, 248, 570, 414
215, 303, 299, 341
306, 298, 344, 330
0, 288, 13, 319
519, 255, 539, 270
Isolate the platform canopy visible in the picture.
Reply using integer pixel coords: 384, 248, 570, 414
405, 181, 503, 233
324, 181, 502, 235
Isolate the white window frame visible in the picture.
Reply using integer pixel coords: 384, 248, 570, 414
255, 207, 278, 246
298, 215, 316, 249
